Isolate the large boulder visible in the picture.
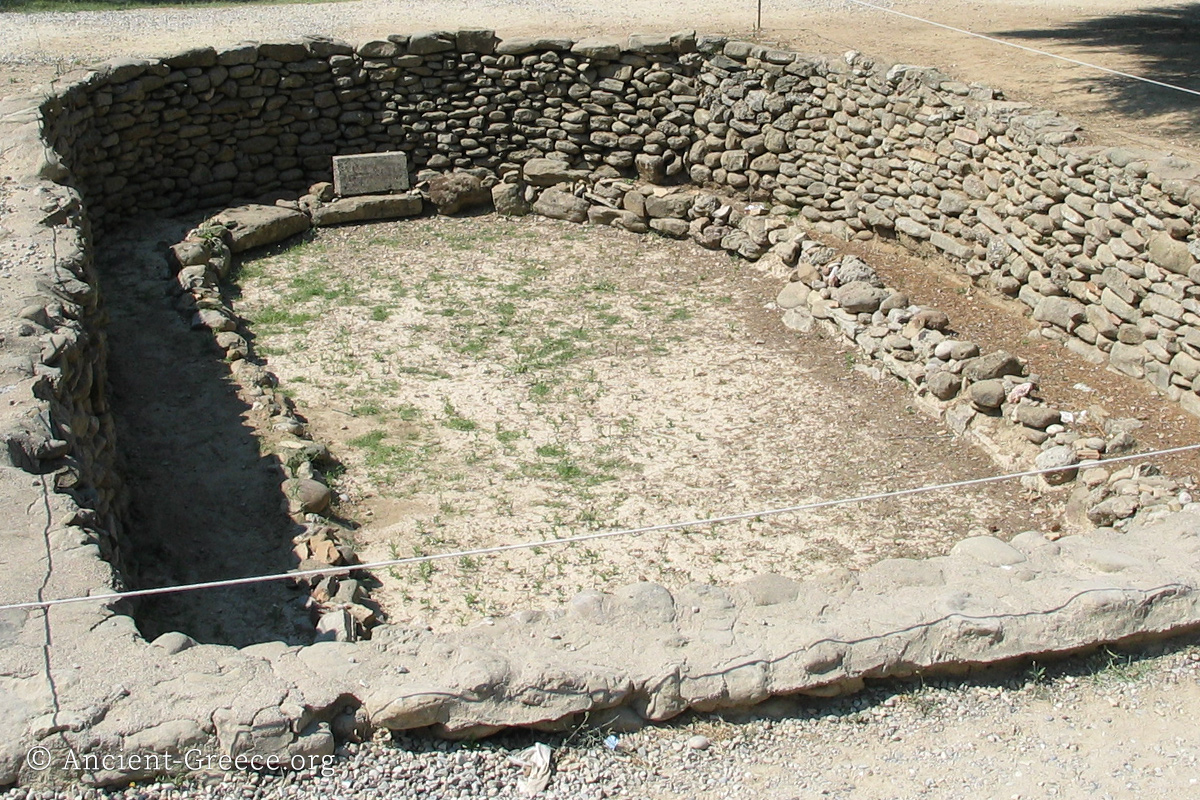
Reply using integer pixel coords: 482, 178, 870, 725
428, 173, 491, 215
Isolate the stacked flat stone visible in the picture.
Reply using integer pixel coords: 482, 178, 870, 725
32, 32, 1200, 423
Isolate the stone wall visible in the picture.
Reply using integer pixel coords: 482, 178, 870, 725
685, 43, 1200, 417
33, 31, 1200, 417
3, 29, 1200, 787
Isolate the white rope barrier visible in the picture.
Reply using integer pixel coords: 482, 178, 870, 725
3, 443, 1198, 613
845, 0, 1200, 99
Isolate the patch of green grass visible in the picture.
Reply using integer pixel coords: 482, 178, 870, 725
287, 270, 345, 303
350, 402, 383, 417
519, 451, 632, 487
1089, 647, 1153, 685
370, 305, 391, 322
452, 337, 489, 356
347, 429, 432, 478
252, 307, 315, 327
441, 400, 477, 432
348, 430, 386, 450
666, 307, 693, 322
495, 425, 525, 444
513, 331, 590, 374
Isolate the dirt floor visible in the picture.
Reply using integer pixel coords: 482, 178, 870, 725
234, 215, 1055, 628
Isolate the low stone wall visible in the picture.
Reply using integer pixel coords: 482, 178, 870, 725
687, 45, 1200, 418
2, 29, 1200, 788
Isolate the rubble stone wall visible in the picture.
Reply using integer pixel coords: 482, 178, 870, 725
33, 31, 1200, 416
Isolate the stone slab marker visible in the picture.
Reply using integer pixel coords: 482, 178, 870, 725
332, 152, 410, 196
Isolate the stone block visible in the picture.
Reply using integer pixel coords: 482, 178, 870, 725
572, 38, 622, 60
1033, 295, 1086, 331
495, 36, 574, 55
962, 350, 1024, 382
455, 29, 497, 54
332, 152, 410, 197
929, 231, 972, 260
1148, 231, 1194, 275
311, 194, 423, 226
523, 158, 580, 187
1108, 341, 1146, 379
212, 204, 311, 253
407, 31, 456, 55
492, 183, 530, 216
427, 173, 490, 215
532, 189, 589, 223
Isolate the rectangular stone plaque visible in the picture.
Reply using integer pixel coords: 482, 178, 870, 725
332, 152, 410, 197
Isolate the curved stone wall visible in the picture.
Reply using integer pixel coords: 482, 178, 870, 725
34, 31, 1200, 415
3, 29, 1200, 788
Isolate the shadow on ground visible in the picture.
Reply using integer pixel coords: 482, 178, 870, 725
99, 217, 313, 647
995, 4, 1200, 132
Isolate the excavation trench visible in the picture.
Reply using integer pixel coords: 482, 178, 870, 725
98, 218, 314, 646
7, 28, 1200, 786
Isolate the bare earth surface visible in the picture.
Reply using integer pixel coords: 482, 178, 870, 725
236, 215, 1048, 628
4, 0, 1200, 796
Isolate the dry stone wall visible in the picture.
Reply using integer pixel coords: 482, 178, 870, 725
3, 28, 1200, 787
33, 31, 1200, 417
686, 44, 1200, 418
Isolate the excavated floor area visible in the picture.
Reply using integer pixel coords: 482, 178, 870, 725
208, 213, 1055, 631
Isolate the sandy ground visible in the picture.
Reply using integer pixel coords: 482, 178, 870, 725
235, 215, 1052, 628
